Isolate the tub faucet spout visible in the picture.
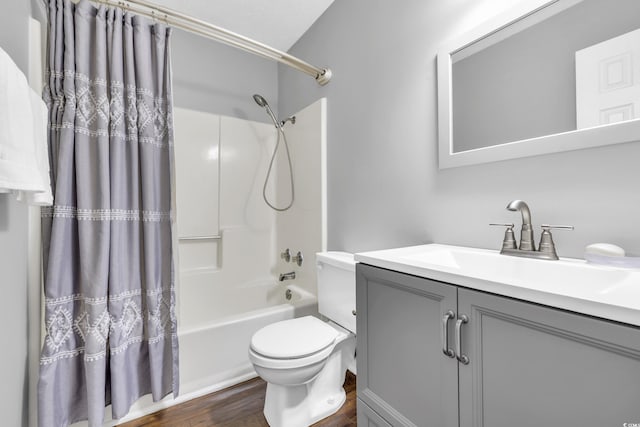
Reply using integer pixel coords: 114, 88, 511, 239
279, 271, 296, 282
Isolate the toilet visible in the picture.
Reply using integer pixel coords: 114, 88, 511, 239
248, 252, 356, 427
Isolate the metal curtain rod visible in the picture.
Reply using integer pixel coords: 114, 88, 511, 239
94, 0, 332, 85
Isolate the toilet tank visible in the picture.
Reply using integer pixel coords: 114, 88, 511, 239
316, 252, 356, 333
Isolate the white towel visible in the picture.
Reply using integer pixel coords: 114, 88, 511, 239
15, 91, 53, 206
0, 46, 52, 206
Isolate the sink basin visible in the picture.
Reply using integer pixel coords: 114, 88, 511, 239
399, 245, 633, 295
355, 244, 640, 326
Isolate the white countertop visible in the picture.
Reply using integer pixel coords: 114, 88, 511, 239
355, 244, 640, 327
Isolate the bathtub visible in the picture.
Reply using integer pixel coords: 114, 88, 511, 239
179, 282, 318, 396
114, 281, 317, 424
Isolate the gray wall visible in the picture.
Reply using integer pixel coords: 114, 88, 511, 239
171, 29, 278, 122
453, 0, 640, 152
278, 0, 640, 258
0, 0, 32, 425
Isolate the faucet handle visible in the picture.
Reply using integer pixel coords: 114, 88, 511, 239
541, 224, 574, 231
291, 251, 304, 267
490, 223, 515, 227
538, 225, 573, 259
490, 223, 517, 250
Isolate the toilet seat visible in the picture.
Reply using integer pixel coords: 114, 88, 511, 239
250, 316, 339, 359
249, 316, 341, 369
249, 343, 335, 370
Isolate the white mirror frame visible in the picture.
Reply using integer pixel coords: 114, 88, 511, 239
437, 0, 640, 169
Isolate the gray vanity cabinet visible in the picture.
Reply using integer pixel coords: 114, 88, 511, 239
356, 263, 640, 427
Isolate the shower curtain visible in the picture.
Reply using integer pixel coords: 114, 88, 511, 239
39, 0, 178, 425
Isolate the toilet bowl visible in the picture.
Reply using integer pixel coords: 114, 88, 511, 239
249, 252, 356, 427
249, 316, 355, 427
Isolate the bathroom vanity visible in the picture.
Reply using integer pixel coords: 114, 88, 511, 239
354, 244, 640, 427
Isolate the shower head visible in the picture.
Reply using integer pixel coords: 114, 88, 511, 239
253, 94, 268, 108
252, 94, 279, 128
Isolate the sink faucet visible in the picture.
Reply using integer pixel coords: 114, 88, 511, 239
279, 271, 296, 282
506, 200, 535, 251
491, 200, 573, 260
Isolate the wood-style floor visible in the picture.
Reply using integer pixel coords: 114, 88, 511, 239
118, 372, 357, 427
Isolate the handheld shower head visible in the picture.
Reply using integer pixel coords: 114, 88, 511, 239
253, 94, 268, 108
251, 93, 295, 211
252, 94, 279, 128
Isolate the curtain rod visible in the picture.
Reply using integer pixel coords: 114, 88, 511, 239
93, 0, 332, 86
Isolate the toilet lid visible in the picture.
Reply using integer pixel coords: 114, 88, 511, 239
250, 316, 339, 359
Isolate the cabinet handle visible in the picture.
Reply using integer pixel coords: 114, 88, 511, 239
455, 314, 470, 365
442, 310, 455, 358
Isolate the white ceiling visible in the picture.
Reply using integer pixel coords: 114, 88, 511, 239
151, 0, 335, 52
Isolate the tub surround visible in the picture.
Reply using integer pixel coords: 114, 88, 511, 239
274, 98, 328, 298
176, 110, 278, 331
176, 99, 327, 332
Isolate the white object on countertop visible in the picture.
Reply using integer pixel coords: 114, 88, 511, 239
0, 46, 52, 206
584, 243, 625, 257
583, 253, 640, 269
584, 243, 640, 269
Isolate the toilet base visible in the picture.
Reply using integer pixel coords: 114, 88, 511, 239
264, 382, 346, 427
261, 331, 356, 427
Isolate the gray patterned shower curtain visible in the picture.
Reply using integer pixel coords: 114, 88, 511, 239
39, 0, 178, 425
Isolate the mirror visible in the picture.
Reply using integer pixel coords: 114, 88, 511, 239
437, 0, 640, 169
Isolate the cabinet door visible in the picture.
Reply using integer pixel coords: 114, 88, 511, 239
356, 264, 458, 427
458, 288, 640, 427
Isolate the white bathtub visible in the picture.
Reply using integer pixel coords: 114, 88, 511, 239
113, 281, 318, 424
178, 282, 318, 396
